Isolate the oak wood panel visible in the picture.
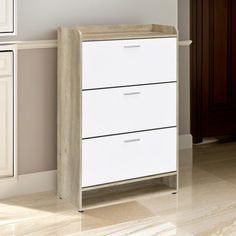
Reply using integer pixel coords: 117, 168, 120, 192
57, 28, 82, 210
73, 24, 177, 41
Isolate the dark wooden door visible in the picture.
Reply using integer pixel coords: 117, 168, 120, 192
191, 0, 236, 143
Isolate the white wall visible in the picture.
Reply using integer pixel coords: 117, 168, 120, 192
3, 0, 177, 40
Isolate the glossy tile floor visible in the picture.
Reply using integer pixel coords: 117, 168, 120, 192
1, 141, 236, 235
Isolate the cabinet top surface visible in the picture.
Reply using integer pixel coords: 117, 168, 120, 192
59, 24, 177, 41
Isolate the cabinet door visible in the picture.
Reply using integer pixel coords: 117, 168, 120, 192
82, 38, 177, 89
0, 52, 13, 178
0, 0, 14, 33
82, 83, 177, 138
82, 128, 177, 187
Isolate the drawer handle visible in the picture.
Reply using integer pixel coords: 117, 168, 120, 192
124, 45, 141, 49
123, 92, 141, 96
124, 139, 141, 143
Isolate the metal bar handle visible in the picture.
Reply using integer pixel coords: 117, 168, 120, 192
123, 92, 141, 96
124, 45, 141, 49
124, 139, 141, 143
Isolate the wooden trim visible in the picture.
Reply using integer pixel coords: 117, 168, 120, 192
0, 40, 58, 49
190, 0, 203, 143
17, 40, 58, 50
0, 40, 190, 50
227, 0, 232, 104
73, 24, 177, 41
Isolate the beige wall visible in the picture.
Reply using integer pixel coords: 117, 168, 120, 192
179, 47, 191, 134
178, 0, 190, 40
12, 1, 190, 175
178, 0, 191, 134
18, 49, 57, 174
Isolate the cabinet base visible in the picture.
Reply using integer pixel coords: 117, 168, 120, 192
81, 174, 177, 210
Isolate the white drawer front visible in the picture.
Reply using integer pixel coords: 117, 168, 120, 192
0, 51, 13, 76
82, 83, 177, 138
82, 127, 177, 187
82, 38, 177, 89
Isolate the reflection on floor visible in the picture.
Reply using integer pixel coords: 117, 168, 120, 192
1, 141, 236, 235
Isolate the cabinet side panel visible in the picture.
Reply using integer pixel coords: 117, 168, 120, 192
57, 28, 82, 209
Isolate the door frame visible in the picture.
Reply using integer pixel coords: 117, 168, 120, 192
190, 0, 203, 143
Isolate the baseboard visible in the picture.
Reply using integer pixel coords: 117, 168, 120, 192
0, 170, 56, 199
179, 134, 192, 150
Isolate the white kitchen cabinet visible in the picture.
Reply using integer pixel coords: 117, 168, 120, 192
0, 50, 14, 178
0, 0, 15, 34
58, 24, 178, 211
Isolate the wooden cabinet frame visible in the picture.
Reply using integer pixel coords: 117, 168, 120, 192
57, 24, 179, 211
